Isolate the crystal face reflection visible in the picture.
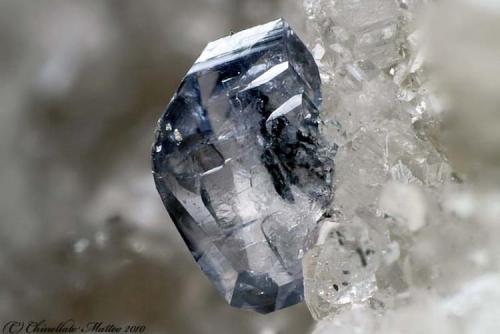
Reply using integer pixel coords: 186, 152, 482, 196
152, 19, 335, 313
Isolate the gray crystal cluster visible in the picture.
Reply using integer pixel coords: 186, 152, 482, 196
301, 0, 453, 320
301, 1, 500, 333
152, 19, 334, 313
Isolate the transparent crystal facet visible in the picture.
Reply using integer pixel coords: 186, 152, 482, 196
152, 19, 334, 313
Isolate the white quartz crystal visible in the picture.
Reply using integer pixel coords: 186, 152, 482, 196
302, 0, 500, 331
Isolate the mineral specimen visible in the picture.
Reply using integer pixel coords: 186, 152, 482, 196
301, 0, 454, 321
303, 214, 390, 319
152, 19, 334, 313
300, 0, 500, 331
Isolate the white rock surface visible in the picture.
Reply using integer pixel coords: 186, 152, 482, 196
303, 1, 500, 332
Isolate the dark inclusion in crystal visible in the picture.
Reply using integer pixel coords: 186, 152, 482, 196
152, 19, 336, 313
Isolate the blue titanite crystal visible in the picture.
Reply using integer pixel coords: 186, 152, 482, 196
152, 19, 335, 313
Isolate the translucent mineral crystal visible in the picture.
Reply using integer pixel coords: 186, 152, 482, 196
301, 0, 455, 321
303, 214, 390, 319
152, 19, 335, 313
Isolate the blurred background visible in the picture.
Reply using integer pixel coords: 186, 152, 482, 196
0, 1, 314, 333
